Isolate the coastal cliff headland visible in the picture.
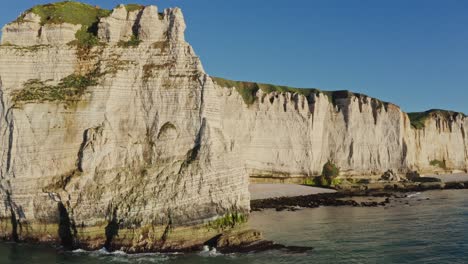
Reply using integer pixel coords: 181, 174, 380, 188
0, 1, 467, 253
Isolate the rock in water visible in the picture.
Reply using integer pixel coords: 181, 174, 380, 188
0, 1, 467, 252
215, 229, 264, 248
381, 170, 401, 182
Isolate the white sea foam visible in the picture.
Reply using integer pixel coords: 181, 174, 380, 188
198, 245, 222, 257
71, 248, 88, 253
69, 247, 173, 263
407, 192, 421, 198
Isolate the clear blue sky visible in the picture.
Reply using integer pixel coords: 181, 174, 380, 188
1, 0, 467, 113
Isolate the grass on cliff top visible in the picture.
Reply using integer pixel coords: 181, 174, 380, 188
408, 109, 466, 130
124, 4, 145, 12
212, 77, 389, 108
14, 2, 112, 49
16, 1, 111, 26
9, 2, 156, 49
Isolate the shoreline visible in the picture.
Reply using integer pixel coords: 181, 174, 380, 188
2, 179, 468, 255
251, 179, 468, 212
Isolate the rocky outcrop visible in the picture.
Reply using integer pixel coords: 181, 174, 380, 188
0, 1, 467, 252
1, 12, 82, 46
0, 3, 248, 251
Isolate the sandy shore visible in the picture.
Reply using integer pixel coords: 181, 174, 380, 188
249, 184, 336, 200
428, 173, 468, 183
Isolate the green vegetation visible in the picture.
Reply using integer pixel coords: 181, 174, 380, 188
0, 42, 14, 46
117, 35, 142, 48
14, 2, 112, 49
430, 159, 447, 169
331, 178, 344, 186
407, 112, 430, 130
320, 161, 340, 186
304, 177, 317, 186
16, 1, 111, 26
322, 160, 340, 178
212, 77, 260, 105
73, 26, 100, 49
208, 213, 247, 230
152, 40, 170, 53
9, 45, 50, 52
13, 73, 98, 103
212, 77, 389, 108
408, 109, 466, 130
124, 4, 144, 12
304, 174, 343, 188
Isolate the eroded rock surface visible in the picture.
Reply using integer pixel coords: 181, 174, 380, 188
0, 3, 248, 251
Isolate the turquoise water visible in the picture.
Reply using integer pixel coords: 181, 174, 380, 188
1, 190, 467, 264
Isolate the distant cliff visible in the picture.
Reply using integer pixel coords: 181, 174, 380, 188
211, 78, 468, 179
0, 1, 467, 252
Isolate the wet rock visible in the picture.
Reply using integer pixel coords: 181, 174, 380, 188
211, 229, 313, 254
381, 170, 401, 182
250, 192, 391, 211
215, 229, 263, 249
406, 171, 441, 183
445, 182, 466, 189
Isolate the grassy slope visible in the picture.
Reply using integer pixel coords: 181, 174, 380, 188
16, 1, 111, 26
13, 2, 113, 48
124, 4, 145, 12
213, 77, 466, 131
212, 77, 389, 108
408, 109, 467, 129
12, 2, 150, 48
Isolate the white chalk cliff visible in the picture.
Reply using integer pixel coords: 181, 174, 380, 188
0, 2, 467, 251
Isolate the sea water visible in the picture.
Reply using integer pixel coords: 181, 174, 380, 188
1, 190, 467, 264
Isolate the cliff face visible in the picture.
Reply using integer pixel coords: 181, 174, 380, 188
0, 3, 248, 251
0, 2, 467, 251
211, 82, 468, 178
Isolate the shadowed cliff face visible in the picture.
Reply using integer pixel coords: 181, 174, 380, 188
0, 1, 467, 252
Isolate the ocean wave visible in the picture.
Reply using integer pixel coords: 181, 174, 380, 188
70, 247, 172, 262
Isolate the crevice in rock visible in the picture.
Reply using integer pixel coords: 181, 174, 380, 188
76, 129, 88, 172
348, 140, 354, 164
180, 118, 206, 173
161, 212, 173, 243
57, 201, 75, 249
5, 109, 14, 173
402, 139, 408, 166
76, 125, 103, 172
371, 99, 379, 125
462, 125, 466, 141
131, 10, 144, 38
462, 125, 468, 162
104, 209, 119, 250
9, 208, 18, 242
282, 95, 287, 112
6, 193, 19, 242
358, 97, 364, 113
